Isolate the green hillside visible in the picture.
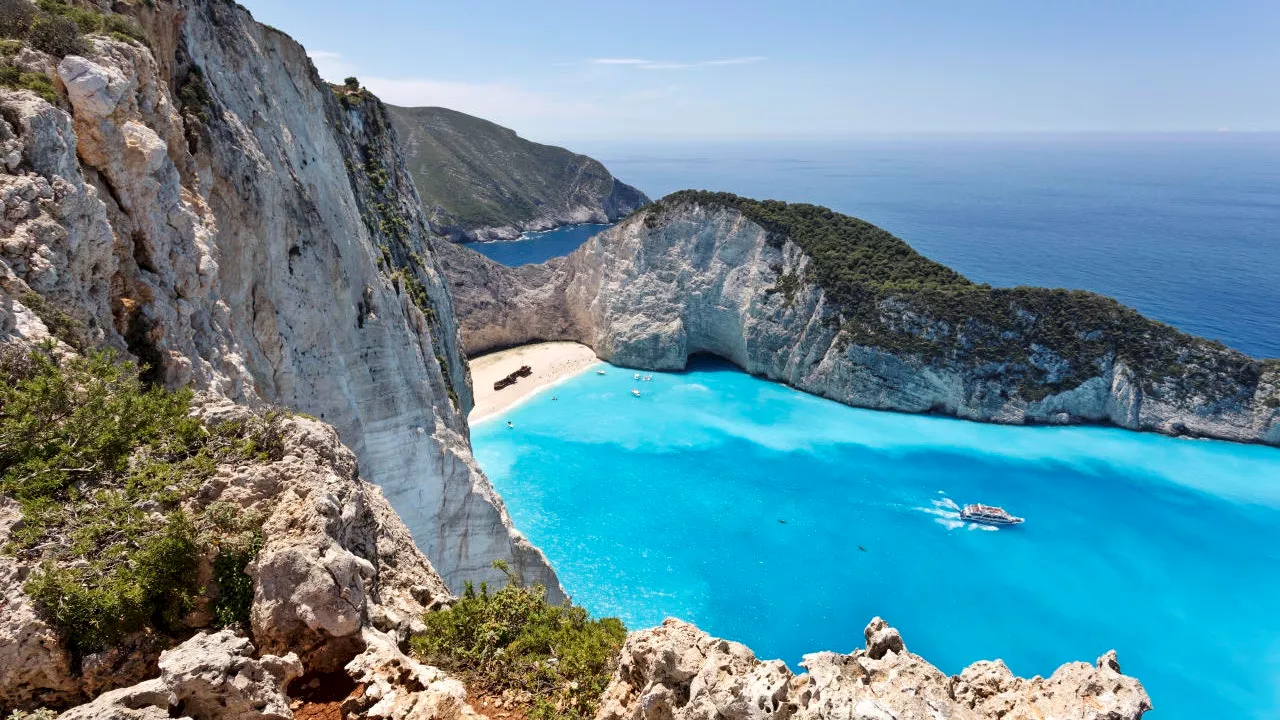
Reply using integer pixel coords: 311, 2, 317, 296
387, 106, 648, 240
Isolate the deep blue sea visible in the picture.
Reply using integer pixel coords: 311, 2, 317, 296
472, 359, 1280, 720
469, 223, 617, 266
477, 135, 1280, 358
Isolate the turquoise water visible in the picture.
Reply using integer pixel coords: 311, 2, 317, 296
472, 358, 1280, 720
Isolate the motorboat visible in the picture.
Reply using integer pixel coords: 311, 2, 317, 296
631, 389, 642, 397
960, 504, 1024, 526
597, 370, 606, 375
634, 373, 641, 380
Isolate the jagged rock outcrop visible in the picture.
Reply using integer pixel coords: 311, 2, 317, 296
0, 0, 561, 602
387, 105, 648, 242
56, 630, 302, 720
339, 630, 479, 720
0, 332, 453, 709
436, 194, 1280, 446
598, 618, 1152, 720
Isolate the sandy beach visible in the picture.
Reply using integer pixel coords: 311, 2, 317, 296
468, 341, 600, 424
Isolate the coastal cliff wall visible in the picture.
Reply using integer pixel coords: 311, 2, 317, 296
437, 195, 1280, 446
0, 0, 561, 600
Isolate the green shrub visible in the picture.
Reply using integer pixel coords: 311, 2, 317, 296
411, 562, 626, 720
0, 0, 34, 38
0, 349, 279, 652
0, 64, 58, 103
654, 191, 1270, 402
0, 0, 148, 57
26, 14, 82, 56
204, 500, 265, 628
176, 64, 212, 121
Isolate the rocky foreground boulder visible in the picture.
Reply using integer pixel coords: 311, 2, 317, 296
598, 618, 1152, 720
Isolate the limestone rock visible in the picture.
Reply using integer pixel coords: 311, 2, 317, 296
0, 0, 563, 605
57, 630, 301, 720
597, 618, 1151, 720
436, 200, 1280, 447
340, 630, 478, 720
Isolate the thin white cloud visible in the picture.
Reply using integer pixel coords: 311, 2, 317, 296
701, 56, 768, 66
589, 56, 766, 71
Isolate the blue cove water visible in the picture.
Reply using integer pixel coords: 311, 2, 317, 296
472, 358, 1280, 720
468, 222, 617, 266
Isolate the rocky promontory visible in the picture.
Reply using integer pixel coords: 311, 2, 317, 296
388, 105, 649, 242
599, 618, 1151, 720
436, 191, 1280, 446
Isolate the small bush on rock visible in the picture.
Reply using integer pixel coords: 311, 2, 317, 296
411, 561, 626, 720
0, 348, 280, 652
26, 14, 82, 56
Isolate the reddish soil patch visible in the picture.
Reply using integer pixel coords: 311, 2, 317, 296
289, 670, 363, 720
467, 690, 531, 720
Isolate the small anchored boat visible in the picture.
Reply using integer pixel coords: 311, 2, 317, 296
960, 504, 1024, 526
631, 389, 642, 397
596, 370, 606, 375
634, 373, 641, 380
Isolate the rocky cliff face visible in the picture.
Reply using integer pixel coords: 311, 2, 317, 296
599, 618, 1151, 720
0, 352, 455, 711
0, 0, 562, 609
388, 105, 649, 242
437, 195, 1280, 446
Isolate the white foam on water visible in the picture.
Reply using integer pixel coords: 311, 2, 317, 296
969, 523, 999, 532
935, 518, 967, 531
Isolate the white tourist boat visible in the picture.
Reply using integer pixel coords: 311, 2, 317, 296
631, 389, 642, 397
960, 504, 1024, 526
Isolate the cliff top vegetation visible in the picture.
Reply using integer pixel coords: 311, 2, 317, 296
0, 345, 280, 653
650, 191, 1275, 402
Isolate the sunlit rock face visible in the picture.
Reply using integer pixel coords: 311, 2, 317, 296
436, 199, 1280, 446
0, 0, 561, 607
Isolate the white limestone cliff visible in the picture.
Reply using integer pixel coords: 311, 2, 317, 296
435, 200, 1280, 446
0, 0, 561, 602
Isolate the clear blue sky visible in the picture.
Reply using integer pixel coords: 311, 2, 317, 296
239, 0, 1279, 144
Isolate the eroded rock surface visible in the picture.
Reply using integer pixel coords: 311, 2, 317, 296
0, 0, 561, 601
598, 618, 1152, 720
57, 630, 301, 720
436, 199, 1280, 446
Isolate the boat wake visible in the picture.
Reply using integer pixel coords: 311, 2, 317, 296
918, 496, 998, 531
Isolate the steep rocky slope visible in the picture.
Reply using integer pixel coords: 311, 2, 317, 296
436, 192, 1280, 445
387, 105, 649, 242
0, 324, 456, 712
599, 618, 1151, 720
0, 0, 560, 600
